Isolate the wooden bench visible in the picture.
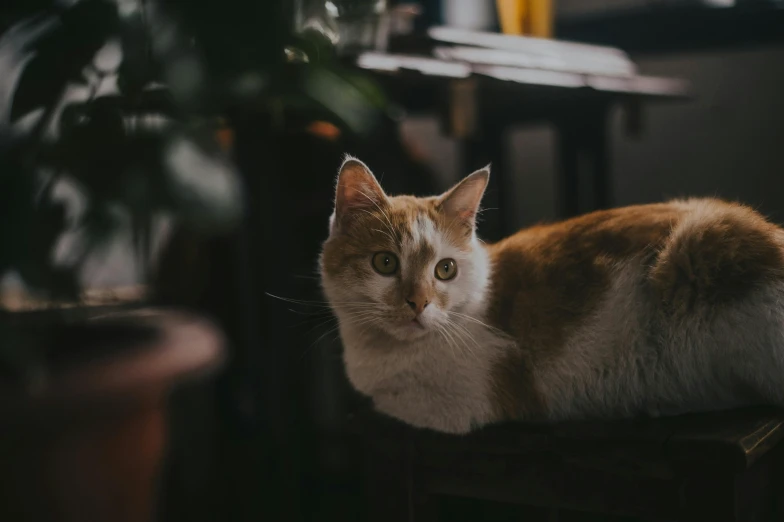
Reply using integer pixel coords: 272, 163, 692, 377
355, 407, 784, 521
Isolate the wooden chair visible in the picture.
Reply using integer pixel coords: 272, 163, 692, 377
356, 407, 784, 521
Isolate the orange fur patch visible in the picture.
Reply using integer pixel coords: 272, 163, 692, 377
486, 203, 687, 420
485, 200, 784, 420
649, 201, 784, 314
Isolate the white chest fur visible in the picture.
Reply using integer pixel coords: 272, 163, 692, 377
339, 318, 510, 434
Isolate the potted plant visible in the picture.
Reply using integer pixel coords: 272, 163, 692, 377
0, 1, 242, 520
0, 0, 398, 519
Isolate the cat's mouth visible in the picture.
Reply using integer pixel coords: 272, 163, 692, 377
392, 317, 428, 339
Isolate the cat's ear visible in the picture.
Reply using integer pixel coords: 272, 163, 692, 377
438, 165, 490, 228
333, 156, 388, 228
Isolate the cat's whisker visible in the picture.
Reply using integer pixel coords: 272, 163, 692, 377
308, 323, 345, 353
338, 306, 387, 316
448, 320, 483, 360
440, 323, 474, 364
290, 274, 321, 281
447, 311, 506, 336
309, 311, 382, 349
288, 306, 371, 319
266, 292, 367, 306
339, 312, 385, 330
446, 317, 479, 344
443, 319, 479, 360
475, 207, 498, 214
341, 302, 398, 316
433, 324, 451, 357
433, 323, 459, 361
349, 316, 383, 343
266, 293, 377, 310
346, 310, 378, 320
303, 315, 340, 335
441, 316, 483, 359
286, 308, 337, 317
439, 321, 471, 360
289, 314, 338, 332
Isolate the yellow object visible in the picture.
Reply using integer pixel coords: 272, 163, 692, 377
496, 0, 526, 35
496, 0, 553, 38
528, 0, 553, 38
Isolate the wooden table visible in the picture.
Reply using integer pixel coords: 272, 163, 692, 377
355, 407, 784, 521
356, 51, 689, 240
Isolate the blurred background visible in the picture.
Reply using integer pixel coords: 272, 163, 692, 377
0, 0, 783, 521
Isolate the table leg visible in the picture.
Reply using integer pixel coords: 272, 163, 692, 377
555, 105, 613, 218
555, 122, 580, 218
462, 125, 511, 242
445, 78, 512, 240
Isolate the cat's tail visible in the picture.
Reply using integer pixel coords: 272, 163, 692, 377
648, 198, 784, 314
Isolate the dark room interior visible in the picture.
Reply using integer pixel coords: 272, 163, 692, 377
2, 1, 784, 521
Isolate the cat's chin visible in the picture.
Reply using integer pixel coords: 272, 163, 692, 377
386, 319, 432, 341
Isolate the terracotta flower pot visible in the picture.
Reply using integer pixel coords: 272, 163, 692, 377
0, 309, 224, 522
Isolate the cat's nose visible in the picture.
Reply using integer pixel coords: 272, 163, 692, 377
406, 298, 429, 315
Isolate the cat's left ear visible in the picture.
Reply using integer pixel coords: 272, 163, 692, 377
332, 156, 388, 230
438, 165, 490, 229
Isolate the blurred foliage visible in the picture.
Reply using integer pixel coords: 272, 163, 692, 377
0, 0, 388, 297
0, 0, 389, 384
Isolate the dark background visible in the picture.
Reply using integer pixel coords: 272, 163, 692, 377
2, 0, 784, 521
156, 1, 784, 521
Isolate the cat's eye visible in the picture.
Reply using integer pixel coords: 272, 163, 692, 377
435, 258, 457, 281
372, 252, 399, 275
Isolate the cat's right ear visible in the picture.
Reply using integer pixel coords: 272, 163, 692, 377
332, 156, 387, 230
438, 165, 490, 230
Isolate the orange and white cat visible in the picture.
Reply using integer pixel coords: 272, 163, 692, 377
320, 156, 784, 434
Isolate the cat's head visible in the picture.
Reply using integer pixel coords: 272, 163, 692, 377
320, 156, 491, 342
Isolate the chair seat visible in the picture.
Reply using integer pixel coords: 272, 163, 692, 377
355, 407, 784, 521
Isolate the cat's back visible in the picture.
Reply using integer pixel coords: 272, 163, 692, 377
484, 198, 784, 421
490, 200, 684, 269
485, 198, 784, 338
